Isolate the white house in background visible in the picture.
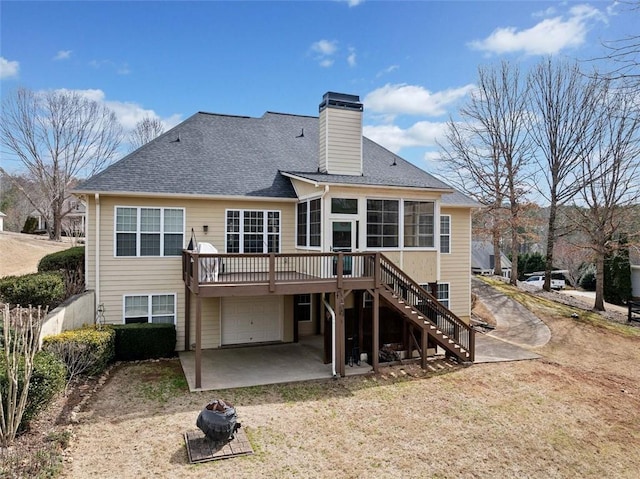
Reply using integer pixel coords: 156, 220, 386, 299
32, 196, 86, 236
471, 240, 512, 279
0, 211, 5, 232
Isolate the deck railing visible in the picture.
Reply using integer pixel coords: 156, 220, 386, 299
182, 250, 377, 287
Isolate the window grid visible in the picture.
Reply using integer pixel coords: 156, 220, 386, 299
367, 199, 399, 248
124, 294, 176, 325
226, 210, 281, 253
440, 215, 451, 254
404, 201, 435, 248
115, 207, 184, 257
296, 199, 321, 249
297, 203, 308, 246
437, 283, 450, 309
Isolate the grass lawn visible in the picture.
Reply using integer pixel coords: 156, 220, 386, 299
23, 281, 640, 478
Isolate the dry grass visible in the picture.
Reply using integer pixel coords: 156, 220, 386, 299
0, 231, 74, 277
55, 283, 640, 479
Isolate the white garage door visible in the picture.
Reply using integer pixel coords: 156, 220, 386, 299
221, 296, 282, 345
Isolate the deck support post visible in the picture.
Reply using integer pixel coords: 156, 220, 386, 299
421, 328, 428, 369
184, 286, 191, 351
195, 295, 202, 389
372, 288, 379, 373
336, 290, 346, 377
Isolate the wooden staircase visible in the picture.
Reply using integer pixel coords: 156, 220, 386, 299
378, 255, 474, 364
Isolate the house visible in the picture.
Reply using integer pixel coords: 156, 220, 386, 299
471, 240, 512, 278
75, 92, 479, 389
0, 211, 5, 232
32, 196, 86, 236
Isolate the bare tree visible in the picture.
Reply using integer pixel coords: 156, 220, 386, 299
568, 86, 640, 310
128, 116, 164, 152
0, 88, 122, 240
600, 1, 640, 91
0, 305, 46, 446
527, 58, 605, 291
439, 61, 534, 284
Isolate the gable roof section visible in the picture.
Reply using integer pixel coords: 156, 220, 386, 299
76, 110, 475, 206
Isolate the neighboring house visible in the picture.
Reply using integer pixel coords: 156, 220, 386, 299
0, 211, 5, 232
631, 248, 640, 300
75, 92, 479, 388
472, 241, 512, 279
32, 196, 86, 236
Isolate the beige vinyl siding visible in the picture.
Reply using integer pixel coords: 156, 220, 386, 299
319, 110, 328, 173
321, 108, 362, 176
440, 207, 472, 322
399, 251, 438, 283
86, 195, 296, 351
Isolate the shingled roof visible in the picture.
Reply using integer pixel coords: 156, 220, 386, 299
76, 110, 475, 206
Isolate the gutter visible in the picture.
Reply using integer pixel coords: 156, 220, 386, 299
322, 295, 338, 378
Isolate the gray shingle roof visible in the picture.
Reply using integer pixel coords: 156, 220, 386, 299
76, 110, 476, 206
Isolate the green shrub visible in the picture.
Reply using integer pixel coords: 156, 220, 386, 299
0, 350, 66, 431
38, 247, 85, 273
21, 216, 38, 234
0, 272, 65, 309
110, 323, 177, 361
42, 327, 115, 378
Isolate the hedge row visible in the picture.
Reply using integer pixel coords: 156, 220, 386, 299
38, 246, 84, 273
110, 323, 177, 361
0, 272, 65, 310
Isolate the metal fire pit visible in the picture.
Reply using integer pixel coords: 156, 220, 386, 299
196, 399, 240, 444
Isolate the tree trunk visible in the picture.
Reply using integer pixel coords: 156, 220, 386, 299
594, 254, 606, 311
544, 200, 557, 292
492, 228, 503, 277
510, 227, 519, 286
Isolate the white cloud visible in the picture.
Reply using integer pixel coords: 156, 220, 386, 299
363, 120, 449, 153
52, 88, 181, 131
0, 57, 19, 79
376, 65, 399, 77
469, 4, 607, 56
347, 48, 357, 67
338, 0, 364, 6
53, 50, 72, 61
310, 39, 338, 67
364, 83, 475, 118
311, 39, 338, 56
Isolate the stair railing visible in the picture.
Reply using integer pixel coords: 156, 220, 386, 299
378, 254, 474, 361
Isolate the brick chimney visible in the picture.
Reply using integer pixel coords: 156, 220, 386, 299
318, 92, 363, 176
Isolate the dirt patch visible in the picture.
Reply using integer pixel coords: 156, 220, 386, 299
0, 231, 75, 277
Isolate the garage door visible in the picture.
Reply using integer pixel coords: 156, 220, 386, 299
221, 296, 282, 345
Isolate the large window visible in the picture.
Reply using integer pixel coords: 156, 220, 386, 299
115, 207, 184, 257
226, 210, 280, 253
296, 198, 321, 248
367, 199, 398, 248
331, 198, 358, 214
124, 294, 176, 324
404, 201, 434, 248
440, 215, 451, 253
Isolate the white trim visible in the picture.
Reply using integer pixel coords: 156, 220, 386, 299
94, 194, 100, 310
278, 173, 454, 194
122, 292, 177, 325
114, 206, 185, 258
225, 208, 282, 254
296, 197, 322, 249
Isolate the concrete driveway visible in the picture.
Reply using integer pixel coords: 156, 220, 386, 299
472, 278, 550, 363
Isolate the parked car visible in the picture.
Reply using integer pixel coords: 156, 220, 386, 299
525, 275, 566, 290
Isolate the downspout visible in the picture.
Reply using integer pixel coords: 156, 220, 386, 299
322, 295, 337, 378
94, 193, 100, 314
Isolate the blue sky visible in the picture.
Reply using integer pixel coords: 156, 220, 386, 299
0, 0, 636, 173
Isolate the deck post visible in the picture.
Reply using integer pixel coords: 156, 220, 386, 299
269, 254, 276, 292
337, 252, 344, 289
195, 295, 202, 389
184, 286, 191, 351
336, 290, 346, 377
372, 288, 379, 372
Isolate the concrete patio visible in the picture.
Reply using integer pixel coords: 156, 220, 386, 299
179, 335, 372, 392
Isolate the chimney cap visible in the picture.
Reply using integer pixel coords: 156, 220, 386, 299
319, 91, 363, 112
